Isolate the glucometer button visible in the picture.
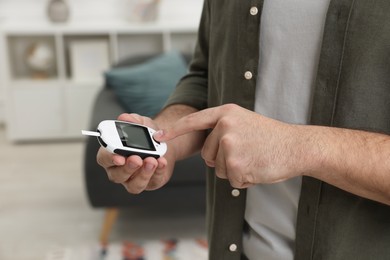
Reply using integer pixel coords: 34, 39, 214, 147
152, 137, 160, 145
97, 136, 107, 148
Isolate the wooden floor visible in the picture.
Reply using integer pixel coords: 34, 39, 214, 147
0, 127, 205, 260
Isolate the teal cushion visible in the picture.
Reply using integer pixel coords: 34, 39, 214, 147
105, 51, 187, 117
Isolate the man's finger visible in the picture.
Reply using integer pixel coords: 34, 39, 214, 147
117, 113, 143, 124
154, 106, 224, 142
201, 129, 220, 167
122, 157, 158, 194
97, 147, 125, 168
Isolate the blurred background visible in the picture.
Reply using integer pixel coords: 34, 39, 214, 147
0, 1, 207, 259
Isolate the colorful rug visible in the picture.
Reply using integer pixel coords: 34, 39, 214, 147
45, 239, 208, 260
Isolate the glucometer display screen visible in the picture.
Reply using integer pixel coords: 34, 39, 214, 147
116, 122, 155, 151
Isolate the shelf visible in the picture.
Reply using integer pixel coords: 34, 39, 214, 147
10, 79, 63, 88
0, 20, 199, 34
1, 22, 198, 141
63, 35, 112, 81
117, 33, 164, 58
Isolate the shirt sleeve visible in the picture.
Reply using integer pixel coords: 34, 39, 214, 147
164, 0, 210, 111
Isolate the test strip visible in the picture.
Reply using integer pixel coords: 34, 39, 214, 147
81, 130, 100, 137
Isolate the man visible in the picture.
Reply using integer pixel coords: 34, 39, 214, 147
98, 0, 390, 259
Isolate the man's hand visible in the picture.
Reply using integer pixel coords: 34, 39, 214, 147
96, 104, 205, 195
154, 104, 304, 189
155, 104, 390, 205
97, 113, 176, 194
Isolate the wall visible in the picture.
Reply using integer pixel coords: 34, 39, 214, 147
0, 2, 5, 124
0, 0, 203, 124
0, 0, 203, 23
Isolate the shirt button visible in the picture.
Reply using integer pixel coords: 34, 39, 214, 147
244, 71, 253, 80
231, 189, 240, 197
229, 244, 238, 252
250, 7, 258, 16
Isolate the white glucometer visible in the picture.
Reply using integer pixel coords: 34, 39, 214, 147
82, 120, 167, 159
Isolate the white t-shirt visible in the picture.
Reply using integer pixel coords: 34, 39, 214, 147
243, 1, 330, 259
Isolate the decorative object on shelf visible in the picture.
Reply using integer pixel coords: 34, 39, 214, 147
128, 0, 160, 23
47, 0, 70, 23
25, 42, 55, 79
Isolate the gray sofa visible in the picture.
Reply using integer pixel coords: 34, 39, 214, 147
82, 54, 206, 244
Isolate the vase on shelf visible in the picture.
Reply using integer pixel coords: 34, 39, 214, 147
128, 0, 160, 23
47, 0, 70, 23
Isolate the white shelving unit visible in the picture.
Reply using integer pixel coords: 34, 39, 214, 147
0, 21, 198, 141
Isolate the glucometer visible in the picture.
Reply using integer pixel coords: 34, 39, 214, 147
82, 120, 167, 159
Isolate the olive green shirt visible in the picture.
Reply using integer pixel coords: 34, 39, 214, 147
166, 0, 390, 259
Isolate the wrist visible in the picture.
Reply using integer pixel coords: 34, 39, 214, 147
289, 125, 325, 179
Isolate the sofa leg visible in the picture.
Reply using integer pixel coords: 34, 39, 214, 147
100, 208, 119, 246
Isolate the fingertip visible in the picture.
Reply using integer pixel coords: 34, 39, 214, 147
144, 162, 156, 171
205, 160, 216, 168
154, 129, 176, 143
144, 156, 158, 166
126, 155, 143, 167
157, 156, 168, 169
117, 113, 129, 121
153, 130, 165, 141
112, 154, 126, 166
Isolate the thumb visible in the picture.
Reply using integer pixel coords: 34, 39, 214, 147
117, 113, 144, 124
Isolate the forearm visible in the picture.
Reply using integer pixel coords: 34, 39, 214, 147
299, 125, 390, 205
154, 104, 206, 161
